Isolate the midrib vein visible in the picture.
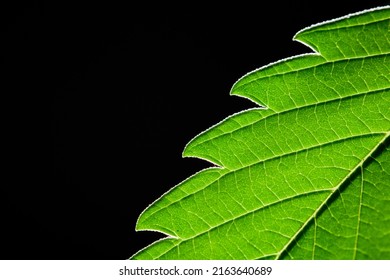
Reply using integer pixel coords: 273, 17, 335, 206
153, 189, 332, 259
154, 133, 384, 260
275, 131, 389, 260
142, 132, 387, 223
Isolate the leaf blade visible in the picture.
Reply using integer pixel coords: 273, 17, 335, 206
132, 6, 390, 260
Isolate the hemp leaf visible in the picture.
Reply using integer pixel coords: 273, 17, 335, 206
131, 6, 390, 259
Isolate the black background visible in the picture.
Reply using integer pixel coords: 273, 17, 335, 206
2, 1, 389, 259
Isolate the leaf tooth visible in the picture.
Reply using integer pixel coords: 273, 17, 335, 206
293, 6, 390, 60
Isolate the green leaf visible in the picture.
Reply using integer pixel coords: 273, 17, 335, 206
131, 6, 390, 260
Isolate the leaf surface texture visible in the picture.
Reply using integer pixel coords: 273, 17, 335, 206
132, 7, 390, 260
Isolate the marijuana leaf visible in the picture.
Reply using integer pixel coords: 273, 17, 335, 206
131, 6, 390, 259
